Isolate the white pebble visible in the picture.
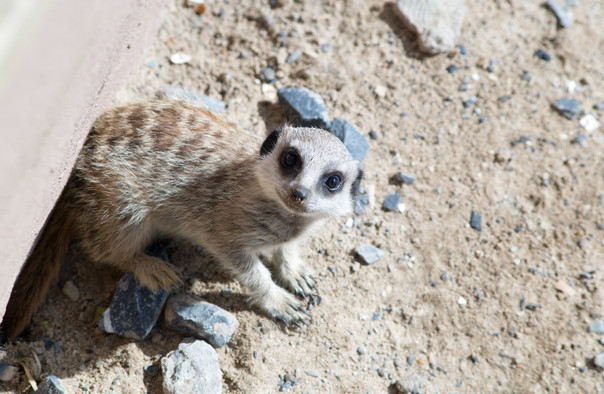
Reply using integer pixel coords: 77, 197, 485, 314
457, 296, 467, 307
62, 280, 80, 302
580, 114, 600, 132
169, 52, 192, 65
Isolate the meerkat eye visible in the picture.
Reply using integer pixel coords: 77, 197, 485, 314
324, 173, 342, 192
281, 148, 299, 168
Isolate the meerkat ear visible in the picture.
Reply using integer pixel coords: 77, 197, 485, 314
350, 167, 364, 197
259, 128, 282, 157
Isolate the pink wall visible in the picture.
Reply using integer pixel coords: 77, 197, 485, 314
0, 0, 170, 321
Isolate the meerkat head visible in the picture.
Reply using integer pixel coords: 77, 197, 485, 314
256, 126, 362, 218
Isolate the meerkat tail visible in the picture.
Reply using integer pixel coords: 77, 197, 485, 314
2, 197, 74, 341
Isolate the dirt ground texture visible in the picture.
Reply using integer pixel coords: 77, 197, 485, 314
2, 0, 604, 392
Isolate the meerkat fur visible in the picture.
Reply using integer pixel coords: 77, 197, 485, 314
2, 99, 362, 340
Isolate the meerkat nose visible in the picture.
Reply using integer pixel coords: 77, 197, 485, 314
290, 186, 310, 204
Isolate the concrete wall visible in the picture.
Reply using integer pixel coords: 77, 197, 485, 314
0, 0, 170, 322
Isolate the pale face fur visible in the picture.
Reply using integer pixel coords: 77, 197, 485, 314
255, 126, 361, 219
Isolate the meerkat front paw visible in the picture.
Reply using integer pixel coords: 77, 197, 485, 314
276, 264, 318, 300
256, 286, 310, 325
132, 255, 183, 292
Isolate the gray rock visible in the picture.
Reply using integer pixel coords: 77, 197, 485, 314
261, 67, 277, 83
594, 353, 604, 369
353, 195, 369, 216
394, 0, 466, 55
62, 280, 79, 302
383, 193, 403, 212
546, 0, 572, 28
98, 243, 171, 339
552, 98, 580, 120
36, 375, 66, 394
407, 355, 417, 365
355, 245, 385, 265
161, 339, 222, 394
588, 320, 604, 334
600, 336, 604, 346
329, 118, 370, 163
286, 49, 302, 64
394, 373, 424, 394
0, 363, 18, 383
163, 85, 226, 112
164, 294, 238, 348
534, 49, 552, 61
470, 211, 482, 232
394, 172, 416, 185
277, 87, 331, 129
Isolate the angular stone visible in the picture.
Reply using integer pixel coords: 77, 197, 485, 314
161, 339, 222, 394
394, 0, 466, 55
98, 244, 171, 340
594, 353, 604, 369
329, 118, 370, 163
383, 193, 404, 212
353, 195, 369, 216
394, 172, 416, 185
36, 375, 66, 394
163, 85, 226, 112
588, 320, 604, 334
164, 294, 238, 348
546, 0, 572, 28
277, 87, 331, 129
355, 244, 385, 265
552, 98, 580, 120
470, 211, 482, 232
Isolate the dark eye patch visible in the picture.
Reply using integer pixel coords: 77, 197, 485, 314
279, 147, 302, 175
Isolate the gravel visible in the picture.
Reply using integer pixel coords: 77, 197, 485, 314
552, 98, 580, 120
393, 172, 416, 185
588, 320, 604, 334
62, 280, 79, 302
545, 0, 572, 28
383, 193, 404, 212
534, 49, 552, 61
329, 118, 370, 163
261, 67, 277, 83
164, 294, 239, 348
470, 211, 482, 231
355, 245, 385, 265
277, 87, 331, 128
593, 353, 604, 369
36, 375, 66, 394
161, 339, 222, 394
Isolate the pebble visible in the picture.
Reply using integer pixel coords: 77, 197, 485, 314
368, 130, 379, 140
570, 134, 587, 145
320, 43, 332, 52
277, 87, 331, 129
552, 98, 580, 120
546, 0, 572, 28
494, 147, 512, 163
169, 52, 192, 65
383, 192, 404, 212
286, 49, 302, 64
600, 336, 604, 346
458, 296, 467, 307
261, 67, 277, 83
470, 211, 482, 232
329, 118, 370, 163
534, 49, 552, 61
355, 244, 385, 265
62, 280, 80, 302
579, 114, 600, 132
353, 195, 369, 216
393, 0, 466, 54
164, 294, 238, 348
407, 355, 417, 366
594, 353, 604, 369
394, 373, 424, 394
463, 96, 477, 108
305, 370, 320, 378
588, 320, 604, 334
0, 363, 18, 382
36, 375, 66, 394
163, 85, 226, 112
161, 339, 222, 394
594, 102, 604, 111
357, 347, 366, 355
394, 172, 416, 185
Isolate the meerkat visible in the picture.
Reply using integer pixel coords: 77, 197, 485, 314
2, 99, 362, 340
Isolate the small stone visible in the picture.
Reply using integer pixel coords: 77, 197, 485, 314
161, 339, 222, 394
261, 67, 277, 83
394, 0, 466, 55
521, 71, 531, 81
36, 375, 66, 394
478, 116, 488, 124
600, 336, 604, 346
285, 49, 302, 64
375, 85, 388, 98
164, 294, 239, 348
446, 65, 459, 74
320, 42, 332, 52
169, 52, 192, 65
457, 296, 467, 307
0, 363, 18, 382
498, 95, 511, 103
494, 148, 512, 163
383, 193, 404, 212
593, 353, 604, 369
470, 211, 482, 232
525, 303, 541, 311
163, 85, 226, 111
277, 87, 331, 129
458, 45, 467, 55
394, 373, 424, 394
579, 114, 600, 132
588, 320, 604, 334
552, 98, 580, 120
394, 172, 416, 185
353, 195, 369, 216
463, 96, 477, 108
546, 0, 572, 28
355, 245, 385, 265
554, 279, 576, 296
368, 130, 378, 140
594, 102, 604, 111
99, 244, 170, 340
406, 355, 417, 365
62, 280, 79, 302
329, 118, 370, 163
534, 49, 552, 61
305, 370, 320, 378
570, 134, 587, 145
145, 364, 160, 377
239, 50, 250, 58
357, 347, 366, 355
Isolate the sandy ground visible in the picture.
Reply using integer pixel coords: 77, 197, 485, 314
2, 0, 604, 392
